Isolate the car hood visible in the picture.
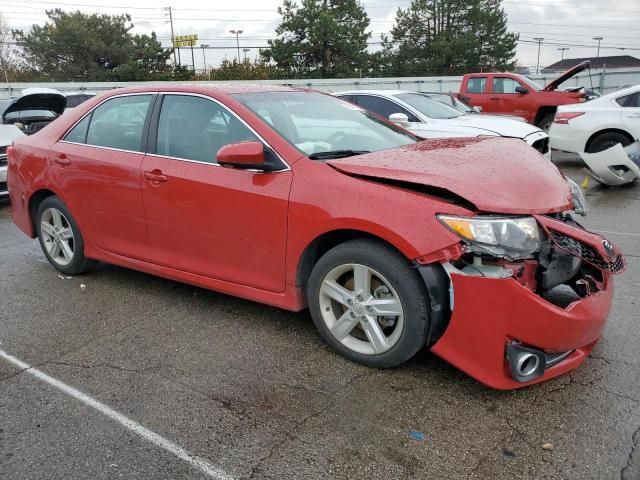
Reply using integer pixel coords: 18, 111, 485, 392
1, 90, 67, 118
543, 61, 590, 91
0, 124, 25, 146
436, 115, 542, 139
327, 137, 572, 215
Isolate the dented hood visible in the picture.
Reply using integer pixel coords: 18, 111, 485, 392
327, 137, 572, 215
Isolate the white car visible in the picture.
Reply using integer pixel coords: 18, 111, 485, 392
0, 125, 26, 198
550, 84, 640, 154
336, 90, 551, 159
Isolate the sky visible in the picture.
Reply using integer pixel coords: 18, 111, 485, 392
3, 0, 640, 74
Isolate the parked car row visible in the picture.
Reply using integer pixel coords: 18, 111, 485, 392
6, 84, 624, 390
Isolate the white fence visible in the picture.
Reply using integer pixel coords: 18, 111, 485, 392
2, 68, 639, 99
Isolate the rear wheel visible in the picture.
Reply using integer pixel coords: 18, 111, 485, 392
36, 196, 97, 275
307, 239, 430, 368
537, 114, 554, 132
587, 131, 632, 153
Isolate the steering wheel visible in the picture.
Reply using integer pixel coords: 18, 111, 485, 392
326, 131, 348, 148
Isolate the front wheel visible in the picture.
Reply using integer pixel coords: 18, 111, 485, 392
307, 239, 431, 368
537, 114, 554, 132
36, 196, 97, 275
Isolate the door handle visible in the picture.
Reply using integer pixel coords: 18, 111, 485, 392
143, 171, 168, 183
628, 113, 640, 118
54, 155, 70, 166
489, 97, 500, 100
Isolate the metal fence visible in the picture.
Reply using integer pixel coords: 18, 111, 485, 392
2, 68, 639, 99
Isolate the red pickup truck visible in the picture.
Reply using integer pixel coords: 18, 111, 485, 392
457, 62, 590, 130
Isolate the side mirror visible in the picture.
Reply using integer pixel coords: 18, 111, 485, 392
515, 85, 529, 94
389, 112, 410, 127
217, 141, 265, 169
472, 106, 482, 113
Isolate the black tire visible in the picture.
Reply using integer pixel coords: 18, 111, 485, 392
307, 239, 430, 368
537, 114, 554, 132
587, 131, 632, 153
36, 196, 97, 275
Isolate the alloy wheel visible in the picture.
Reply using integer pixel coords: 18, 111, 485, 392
318, 263, 404, 355
40, 207, 75, 266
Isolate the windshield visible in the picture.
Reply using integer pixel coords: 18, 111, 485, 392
517, 75, 542, 91
395, 93, 464, 119
232, 91, 416, 157
427, 94, 473, 113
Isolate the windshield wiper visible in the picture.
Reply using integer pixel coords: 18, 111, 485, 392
308, 149, 370, 160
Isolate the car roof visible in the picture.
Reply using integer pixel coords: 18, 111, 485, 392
101, 84, 305, 98
336, 90, 410, 96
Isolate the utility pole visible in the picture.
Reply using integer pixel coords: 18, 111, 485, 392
593, 36, 604, 57
242, 48, 250, 61
165, 6, 177, 67
190, 43, 195, 71
201, 44, 209, 73
558, 47, 569, 61
230, 29, 243, 63
533, 37, 544, 75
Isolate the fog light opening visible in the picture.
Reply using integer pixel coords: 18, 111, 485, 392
506, 343, 546, 383
516, 353, 540, 377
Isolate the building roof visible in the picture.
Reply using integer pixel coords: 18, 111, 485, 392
542, 55, 640, 73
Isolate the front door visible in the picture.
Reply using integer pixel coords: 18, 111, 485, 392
51, 94, 154, 260
140, 93, 292, 292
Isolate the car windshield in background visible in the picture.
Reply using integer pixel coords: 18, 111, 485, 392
232, 91, 416, 158
517, 75, 542, 91
427, 94, 473, 113
395, 93, 465, 119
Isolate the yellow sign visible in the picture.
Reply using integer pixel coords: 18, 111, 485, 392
174, 34, 198, 47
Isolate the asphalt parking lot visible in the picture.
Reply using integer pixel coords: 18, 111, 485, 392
0, 155, 639, 480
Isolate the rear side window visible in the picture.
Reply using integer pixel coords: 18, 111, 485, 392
466, 77, 487, 94
156, 95, 259, 163
616, 92, 640, 107
64, 115, 91, 143
86, 95, 152, 152
354, 95, 419, 122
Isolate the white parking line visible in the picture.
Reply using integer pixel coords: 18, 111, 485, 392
0, 348, 235, 480
593, 230, 640, 238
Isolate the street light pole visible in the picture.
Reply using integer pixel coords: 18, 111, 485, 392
201, 44, 209, 73
533, 37, 544, 75
165, 6, 177, 67
558, 47, 569, 61
593, 36, 604, 57
242, 48, 250, 61
229, 29, 243, 63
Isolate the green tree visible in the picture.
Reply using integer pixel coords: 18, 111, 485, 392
197, 57, 287, 81
381, 0, 518, 76
262, 0, 371, 78
13, 9, 190, 81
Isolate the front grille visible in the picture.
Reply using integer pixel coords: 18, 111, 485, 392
549, 230, 625, 273
0, 154, 6, 167
0, 181, 7, 193
532, 137, 550, 154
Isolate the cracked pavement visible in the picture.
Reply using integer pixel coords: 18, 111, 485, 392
1, 155, 640, 479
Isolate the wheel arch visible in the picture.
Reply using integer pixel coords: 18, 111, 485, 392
28, 188, 57, 237
534, 106, 557, 126
585, 128, 634, 152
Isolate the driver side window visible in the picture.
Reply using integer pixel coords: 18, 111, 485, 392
85, 95, 152, 152
354, 95, 419, 122
492, 77, 523, 94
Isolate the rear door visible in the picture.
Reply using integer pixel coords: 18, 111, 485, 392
460, 75, 489, 111
140, 93, 292, 292
52, 94, 154, 260
617, 91, 640, 139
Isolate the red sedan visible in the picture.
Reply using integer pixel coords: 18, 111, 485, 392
7, 85, 625, 389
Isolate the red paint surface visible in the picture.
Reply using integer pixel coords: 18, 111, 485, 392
7, 84, 621, 389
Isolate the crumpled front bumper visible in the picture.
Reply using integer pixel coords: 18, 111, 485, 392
429, 216, 622, 390
430, 272, 613, 389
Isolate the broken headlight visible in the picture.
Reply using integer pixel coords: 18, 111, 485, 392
567, 178, 588, 216
438, 215, 542, 259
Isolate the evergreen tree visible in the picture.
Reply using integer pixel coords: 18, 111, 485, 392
262, 0, 371, 78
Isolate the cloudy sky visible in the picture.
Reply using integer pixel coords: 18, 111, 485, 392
3, 0, 640, 74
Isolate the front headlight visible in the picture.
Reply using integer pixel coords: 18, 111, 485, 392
566, 178, 588, 216
438, 215, 542, 259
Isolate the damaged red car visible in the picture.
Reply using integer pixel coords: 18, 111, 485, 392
7, 86, 625, 389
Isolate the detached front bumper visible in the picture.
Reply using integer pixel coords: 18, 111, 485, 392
428, 215, 622, 390
430, 272, 613, 389
0, 164, 7, 197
